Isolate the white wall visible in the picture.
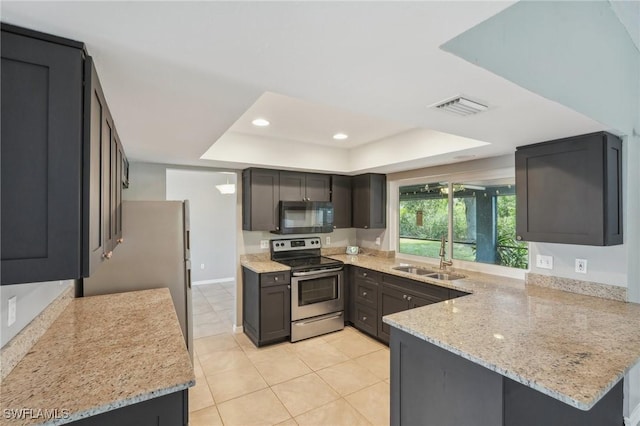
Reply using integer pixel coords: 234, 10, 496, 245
0, 280, 71, 348
166, 169, 237, 282
123, 162, 167, 201
441, 1, 640, 421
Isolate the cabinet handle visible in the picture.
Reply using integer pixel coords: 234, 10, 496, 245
276, 226, 280, 230
407, 296, 412, 301
274, 276, 279, 281
362, 316, 367, 321
334, 225, 337, 229
117, 238, 124, 244
287, 285, 291, 289
103, 251, 113, 260
363, 272, 367, 277
362, 291, 367, 296
364, 226, 368, 229
516, 235, 522, 241
403, 294, 407, 300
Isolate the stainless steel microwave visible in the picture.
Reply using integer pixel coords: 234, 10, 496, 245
275, 201, 334, 234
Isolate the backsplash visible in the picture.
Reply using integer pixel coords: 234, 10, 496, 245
526, 272, 627, 302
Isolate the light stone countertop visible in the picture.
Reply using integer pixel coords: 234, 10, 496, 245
0, 288, 195, 425
328, 254, 640, 411
240, 255, 291, 274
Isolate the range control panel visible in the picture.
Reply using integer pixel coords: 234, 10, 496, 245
271, 237, 321, 252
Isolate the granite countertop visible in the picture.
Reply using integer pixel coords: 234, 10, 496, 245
241, 255, 291, 274
0, 288, 195, 426
328, 254, 640, 411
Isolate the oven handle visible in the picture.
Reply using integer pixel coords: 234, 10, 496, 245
292, 267, 343, 277
295, 312, 344, 325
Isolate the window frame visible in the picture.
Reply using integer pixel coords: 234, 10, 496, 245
390, 167, 528, 279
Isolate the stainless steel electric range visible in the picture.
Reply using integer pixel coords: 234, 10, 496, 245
271, 237, 344, 342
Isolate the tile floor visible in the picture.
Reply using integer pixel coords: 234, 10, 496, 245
190, 283, 391, 426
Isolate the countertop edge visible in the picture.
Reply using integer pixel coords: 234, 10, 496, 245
45, 380, 196, 426
383, 316, 624, 411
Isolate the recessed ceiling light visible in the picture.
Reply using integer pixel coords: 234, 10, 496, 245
333, 133, 348, 140
252, 118, 270, 127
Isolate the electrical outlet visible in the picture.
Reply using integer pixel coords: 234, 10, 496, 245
575, 259, 587, 274
200, 263, 205, 270
325, 236, 331, 245
8, 296, 17, 327
535, 254, 553, 269
260, 240, 269, 249
375, 237, 381, 246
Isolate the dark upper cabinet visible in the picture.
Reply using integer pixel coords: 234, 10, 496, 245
515, 131, 622, 246
1, 25, 127, 285
280, 171, 330, 202
352, 173, 387, 229
331, 175, 352, 229
242, 168, 280, 232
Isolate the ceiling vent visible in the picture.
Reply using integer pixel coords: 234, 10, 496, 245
432, 96, 488, 116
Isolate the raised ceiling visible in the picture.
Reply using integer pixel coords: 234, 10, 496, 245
1, 1, 606, 173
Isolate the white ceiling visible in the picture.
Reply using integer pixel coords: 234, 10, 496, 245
1, 1, 606, 174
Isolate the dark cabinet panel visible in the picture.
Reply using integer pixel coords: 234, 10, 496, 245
378, 285, 410, 343
331, 175, 352, 229
516, 131, 622, 246
242, 169, 280, 232
352, 173, 386, 229
279, 171, 306, 201
1, 28, 83, 284
1, 25, 127, 285
353, 303, 378, 337
242, 267, 291, 346
305, 174, 331, 202
280, 171, 330, 202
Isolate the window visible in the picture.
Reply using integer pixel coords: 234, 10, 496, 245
399, 178, 528, 269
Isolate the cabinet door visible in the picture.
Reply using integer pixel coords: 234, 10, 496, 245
331, 175, 352, 229
242, 169, 280, 231
352, 174, 386, 229
260, 284, 291, 342
353, 303, 377, 337
378, 284, 410, 343
280, 171, 306, 201
515, 132, 622, 246
1, 29, 83, 284
102, 106, 116, 256
305, 174, 331, 201
114, 143, 124, 244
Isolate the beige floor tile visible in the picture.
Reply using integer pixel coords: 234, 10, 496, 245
193, 310, 221, 326
207, 365, 268, 403
294, 398, 370, 426
246, 344, 296, 363
193, 320, 233, 339
234, 331, 257, 348
217, 388, 291, 426
323, 327, 359, 343
253, 353, 312, 386
275, 418, 299, 426
316, 360, 381, 396
193, 301, 214, 315
345, 381, 390, 426
193, 355, 205, 379
354, 349, 390, 380
328, 333, 385, 359
292, 340, 349, 371
271, 373, 340, 417
199, 347, 254, 376
190, 405, 223, 426
189, 378, 215, 412
194, 333, 239, 356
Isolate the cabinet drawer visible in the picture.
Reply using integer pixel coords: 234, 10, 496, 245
260, 272, 290, 287
354, 267, 380, 283
353, 303, 377, 337
383, 273, 448, 301
354, 279, 378, 307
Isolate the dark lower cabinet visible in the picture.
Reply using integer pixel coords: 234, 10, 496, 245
1, 24, 127, 285
70, 390, 188, 426
242, 267, 291, 346
515, 131, 623, 246
390, 328, 623, 426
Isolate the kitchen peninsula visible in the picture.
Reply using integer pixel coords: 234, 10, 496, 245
0, 289, 194, 425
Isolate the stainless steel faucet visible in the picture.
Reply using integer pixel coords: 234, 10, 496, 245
439, 235, 453, 270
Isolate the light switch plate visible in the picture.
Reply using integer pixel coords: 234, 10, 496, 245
325, 236, 331, 245
575, 259, 587, 274
375, 237, 381, 246
8, 296, 17, 326
535, 254, 553, 269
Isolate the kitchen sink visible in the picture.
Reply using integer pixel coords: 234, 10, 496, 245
425, 272, 466, 281
392, 265, 436, 275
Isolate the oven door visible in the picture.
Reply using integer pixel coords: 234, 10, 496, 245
291, 269, 343, 321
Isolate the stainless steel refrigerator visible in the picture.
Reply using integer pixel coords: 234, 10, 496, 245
83, 201, 193, 358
